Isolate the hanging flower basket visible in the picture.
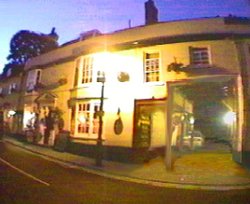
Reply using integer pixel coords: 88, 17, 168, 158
167, 62, 184, 72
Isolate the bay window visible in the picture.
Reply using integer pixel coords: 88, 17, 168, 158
74, 101, 100, 137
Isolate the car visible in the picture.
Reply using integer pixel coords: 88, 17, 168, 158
182, 130, 204, 149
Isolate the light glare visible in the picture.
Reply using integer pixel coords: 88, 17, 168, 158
223, 111, 236, 125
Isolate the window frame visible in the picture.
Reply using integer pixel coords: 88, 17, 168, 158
6, 69, 12, 77
26, 69, 42, 92
143, 51, 161, 83
74, 56, 94, 87
36, 69, 42, 84
189, 46, 211, 66
74, 101, 101, 138
8, 83, 17, 94
81, 56, 93, 85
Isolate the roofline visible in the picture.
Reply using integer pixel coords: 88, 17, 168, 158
25, 15, 250, 70
96, 16, 250, 36
58, 16, 232, 48
26, 32, 250, 70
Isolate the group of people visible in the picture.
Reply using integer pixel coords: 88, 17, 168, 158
27, 107, 64, 145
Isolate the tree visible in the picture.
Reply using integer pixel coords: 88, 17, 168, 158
7, 28, 58, 66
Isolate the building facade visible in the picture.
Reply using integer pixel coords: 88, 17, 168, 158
0, 67, 23, 135
3, 16, 250, 166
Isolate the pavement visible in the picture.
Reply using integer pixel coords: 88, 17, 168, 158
2, 135, 250, 191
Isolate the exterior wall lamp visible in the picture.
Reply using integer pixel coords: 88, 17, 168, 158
96, 71, 106, 167
223, 111, 236, 125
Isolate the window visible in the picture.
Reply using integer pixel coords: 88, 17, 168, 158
36, 70, 41, 84
75, 102, 100, 137
26, 69, 42, 92
190, 47, 210, 66
144, 52, 160, 82
9, 83, 17, 94
7, 68, 12, 77
81, 57, 93, 84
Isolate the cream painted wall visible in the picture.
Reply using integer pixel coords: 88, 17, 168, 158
22, 20, 247, 149
39, 61, 74, 131
23, 61, 75, 131
70, 38, 242, 147
0, 75, 22, 110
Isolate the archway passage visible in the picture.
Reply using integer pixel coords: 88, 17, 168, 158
167, 75, 241, 169
175, 80, 235, 152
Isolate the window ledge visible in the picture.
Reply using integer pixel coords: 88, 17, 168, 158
144, 81, 166, 86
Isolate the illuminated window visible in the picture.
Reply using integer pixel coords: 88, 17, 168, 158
190, 47, 210, 66
76, 102, 100, 137
81, 57, 93, 84
144, 52, 160, 82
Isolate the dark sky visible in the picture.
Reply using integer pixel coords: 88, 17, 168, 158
0, 0, 249, 71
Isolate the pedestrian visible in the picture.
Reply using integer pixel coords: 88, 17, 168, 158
44, 109, 54, 145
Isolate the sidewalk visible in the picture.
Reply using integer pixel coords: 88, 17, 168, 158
3, 135, 250, 190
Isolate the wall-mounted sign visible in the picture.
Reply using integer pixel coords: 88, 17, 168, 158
114, 117, 123, 135
136, 114, 151, 148
114, 108, 123, 135
117, 72, 130, 82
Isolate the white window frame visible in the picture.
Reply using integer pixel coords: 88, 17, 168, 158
190, 46, 211, 66
26, 69, 42, 92
75, 101, 100, 138
81, 56, 93, 85
144, 52, 160, 83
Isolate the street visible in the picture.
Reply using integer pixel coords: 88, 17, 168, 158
0, 141, 250, 204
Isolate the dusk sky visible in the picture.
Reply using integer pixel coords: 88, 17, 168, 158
0, 0, 249, 72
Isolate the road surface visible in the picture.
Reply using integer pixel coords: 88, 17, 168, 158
0, 141, 250, 204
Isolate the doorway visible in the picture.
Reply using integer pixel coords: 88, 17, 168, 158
133, 99, 166, 157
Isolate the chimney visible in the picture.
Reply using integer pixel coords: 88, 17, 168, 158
48, 27, 59, 41
145, 0, 158, 25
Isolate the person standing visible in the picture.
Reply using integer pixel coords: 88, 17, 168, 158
44, 109, 54, 145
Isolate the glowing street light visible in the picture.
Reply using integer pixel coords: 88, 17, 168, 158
96, 71, 105, 167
